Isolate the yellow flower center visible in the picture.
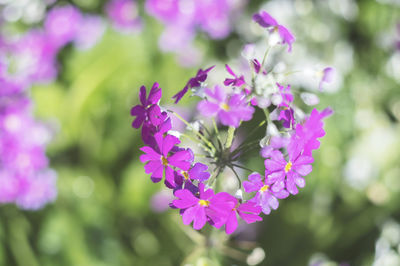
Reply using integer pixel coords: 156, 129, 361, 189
182, 171, 189, 180
285, 161, 292, 173
220, 103, 230, 111
199, 200, 209, 207
260, 185, 269, 192
161, 156, 168, 166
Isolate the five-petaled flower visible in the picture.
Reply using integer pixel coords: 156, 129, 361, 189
197, 86, 255, 127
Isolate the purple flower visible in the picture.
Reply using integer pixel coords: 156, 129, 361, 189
145, 0, 180, 23
173, 183, 236, 230
243, 172, 289, 214
197, 86, 255, 127
253, 11, 295, 52
173, 163, 210, 191
0, 96, 57, 210
224, 64, 246, 87
74, 15, 105, 50
44, 5, 82, 48
11, 30, 59, 85
289, 108, 333, 157
130, 83, 162, 129
106, 0, 142, 32
140, 133, 192, 187
172, 65, 215, 103
319, 67, 335, 91
264, 146, 314, 195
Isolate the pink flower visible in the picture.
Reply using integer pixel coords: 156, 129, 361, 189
289, 108, 333, 157
197, 86, 254, 127
173, 183, 235, 230
106, 0, 142, 32
244, 172, 289, 214
264, 148, 313, 195
140, 133, 192, 187
130, 83, 162, 129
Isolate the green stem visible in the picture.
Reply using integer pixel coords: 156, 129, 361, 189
212, 118, 223, 150
261, 46, 271, 67
207, 167, 223, 188
169, 110, 216, 155
225, 126, 236, 150
231, 163, 256, 173
228, 166, 242, 189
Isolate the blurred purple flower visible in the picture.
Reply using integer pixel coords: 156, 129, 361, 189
45, 5, 82, 48
106, 0, 142, 33
0, 96, 57, 210
74, 15, 106, 50
319, 67, 335, 91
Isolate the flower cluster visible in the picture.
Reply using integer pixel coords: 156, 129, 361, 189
131, 11, 333, 234
0, 4, 105, 210
0, 95, 57, 210
145, 0, 245, 66
106, 0, 142, 33
0, 5, 105, 90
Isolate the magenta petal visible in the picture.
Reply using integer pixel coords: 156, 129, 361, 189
286, 172, 299, 195
164, 166, 176, 187
182, 206, 197, 225
173, 190, 198, 208
144, 160, 161, 174
273, 189, 289, 199
148, 82, 162, 104
225, 211, 238, 234
162, 134, 180, 156
197, 101, 220, 117
150, 165, 163, 182
193, 206, 207, 230
271, 180, 285, 192
139, 85, 147, 105
130, 105, 145, 116
168, 152, 191, 170
295, 155, 314, 165
139, 146, 160, 162
253, 11, 278, 28
238, 202, 262, 214
239, 212, 263, 224
267, 171, 285, 183
132, 115, 145, 129
188, 163, 210, 181
294, 164, 312, 176
265, 159, 284, 172
295, 176, 305, 188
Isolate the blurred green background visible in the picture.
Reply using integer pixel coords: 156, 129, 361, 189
1, 0, 400, 265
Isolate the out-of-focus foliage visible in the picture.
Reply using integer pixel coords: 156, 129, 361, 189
0, 0, 400, 265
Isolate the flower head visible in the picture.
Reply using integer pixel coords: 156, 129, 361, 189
130, 83, 162, 129
244, 172, 289, 214
140, 133, 192, 187
197, 86, 254, 127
